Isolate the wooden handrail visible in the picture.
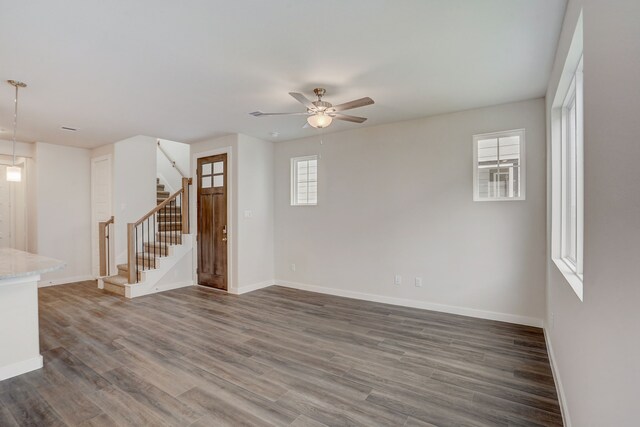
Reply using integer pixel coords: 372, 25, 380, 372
133, 188, 183, 227
127, 177, 192, 284
98, 216, 114, 276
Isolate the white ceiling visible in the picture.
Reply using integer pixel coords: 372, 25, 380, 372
0, 0, 566, 148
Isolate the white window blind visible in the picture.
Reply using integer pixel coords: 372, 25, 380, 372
473, 129, 526, 201
291, 155, 318, 206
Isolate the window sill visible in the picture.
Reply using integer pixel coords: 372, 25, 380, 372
473, 197, 526, 202
552, 258, 584, 301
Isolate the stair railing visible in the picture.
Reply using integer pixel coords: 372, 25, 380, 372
98, 216, 115, 276
127, 177, 191, 284
157, 140, 186, 178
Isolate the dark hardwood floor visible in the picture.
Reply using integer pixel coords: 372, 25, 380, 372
0, 281, 562, 426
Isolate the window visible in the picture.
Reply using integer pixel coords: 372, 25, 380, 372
291, 155, 318, 206
560, 56, 584, 278
551, 12, 583, 301
473, 129, 526, 201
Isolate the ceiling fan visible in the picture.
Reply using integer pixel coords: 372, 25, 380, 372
250, 88, 374, 129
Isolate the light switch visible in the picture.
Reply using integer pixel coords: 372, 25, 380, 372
244, 210, 253, 218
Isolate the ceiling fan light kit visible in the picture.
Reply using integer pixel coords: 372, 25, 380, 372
307, 113, 332, 129
251, 88, 374, 129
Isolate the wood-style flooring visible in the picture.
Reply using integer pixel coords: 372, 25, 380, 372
0, 281, 563, 426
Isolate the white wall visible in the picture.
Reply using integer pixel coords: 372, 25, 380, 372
157, 138, 190, 192
0, 139, 35, 159
190, 134, 275, 292
545, 1, 640, 425
35, 142, 92, 284
274, 98, 546, 325
237, 134, 275, 290
113, 136, 157, 262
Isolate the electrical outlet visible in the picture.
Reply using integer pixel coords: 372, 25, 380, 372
291, 263, 296, 272
394, 275, 402, 285
415, 277, 423, 287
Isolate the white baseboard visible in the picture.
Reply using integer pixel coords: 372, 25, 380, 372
0, 355, 43, 381
231, 280, 275, 295
544, 327, 571, 427
275, 280, 543, 327
38, 275, 95, 288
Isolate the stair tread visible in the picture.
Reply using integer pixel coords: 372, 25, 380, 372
103, 275, 129, 286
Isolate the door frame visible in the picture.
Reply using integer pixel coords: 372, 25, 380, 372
91, 154, 113, 277
190, 146, 234, 292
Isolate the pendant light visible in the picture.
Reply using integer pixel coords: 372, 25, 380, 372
6, 80, 27, 182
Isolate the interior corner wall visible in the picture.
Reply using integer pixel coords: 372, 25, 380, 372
274, 98, 546, 325
237, 134, 275, 289
35, 142, 92, 284
544, 1, 640, 425
113, 136, 157, 263
157, 139, 190, 193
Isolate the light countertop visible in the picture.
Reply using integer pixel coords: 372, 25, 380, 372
0, 248, 65, 280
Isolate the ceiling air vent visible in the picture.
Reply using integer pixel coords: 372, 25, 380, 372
61, 126, 79, 132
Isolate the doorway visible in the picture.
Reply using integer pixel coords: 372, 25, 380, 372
197, 153, 228, 290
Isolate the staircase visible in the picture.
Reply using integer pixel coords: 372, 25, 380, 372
100, 177, 192, 298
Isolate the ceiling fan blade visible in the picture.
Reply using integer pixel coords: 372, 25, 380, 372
332, 113, 367, 123
250, 111, 309, 116
289, 92, 316, 110
331, 97, 374, 112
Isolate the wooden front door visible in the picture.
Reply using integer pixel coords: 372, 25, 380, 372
197, 154, 228, 290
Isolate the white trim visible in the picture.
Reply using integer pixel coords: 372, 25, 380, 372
552, 258, 584, 301
0, 355, 43, 381
231, 279, 275, 295
127, 280, 194, 298
276, 280, 542, 327
472, 128, 526, 202
38, 275, 95, 288
544, 328, 572, 427
191, 146, 234, 292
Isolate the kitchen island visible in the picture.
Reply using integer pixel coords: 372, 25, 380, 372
0, 248, 65, 380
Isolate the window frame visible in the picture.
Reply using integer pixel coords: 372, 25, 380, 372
290, 155, 318, 206
559, 56, 584, 281
472, 129, 526, 202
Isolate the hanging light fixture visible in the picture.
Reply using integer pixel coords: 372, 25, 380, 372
6, 80, 27, 182
307, 112, 333, 129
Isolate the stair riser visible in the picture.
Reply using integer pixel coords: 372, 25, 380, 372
103, 282, 126, 296
116, 268, 144, 280
143, 244, 169, 256
156, 213, 183, 221
156, 236, 182, 244
158, 206, 181, 212
158, 224, 182, 232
